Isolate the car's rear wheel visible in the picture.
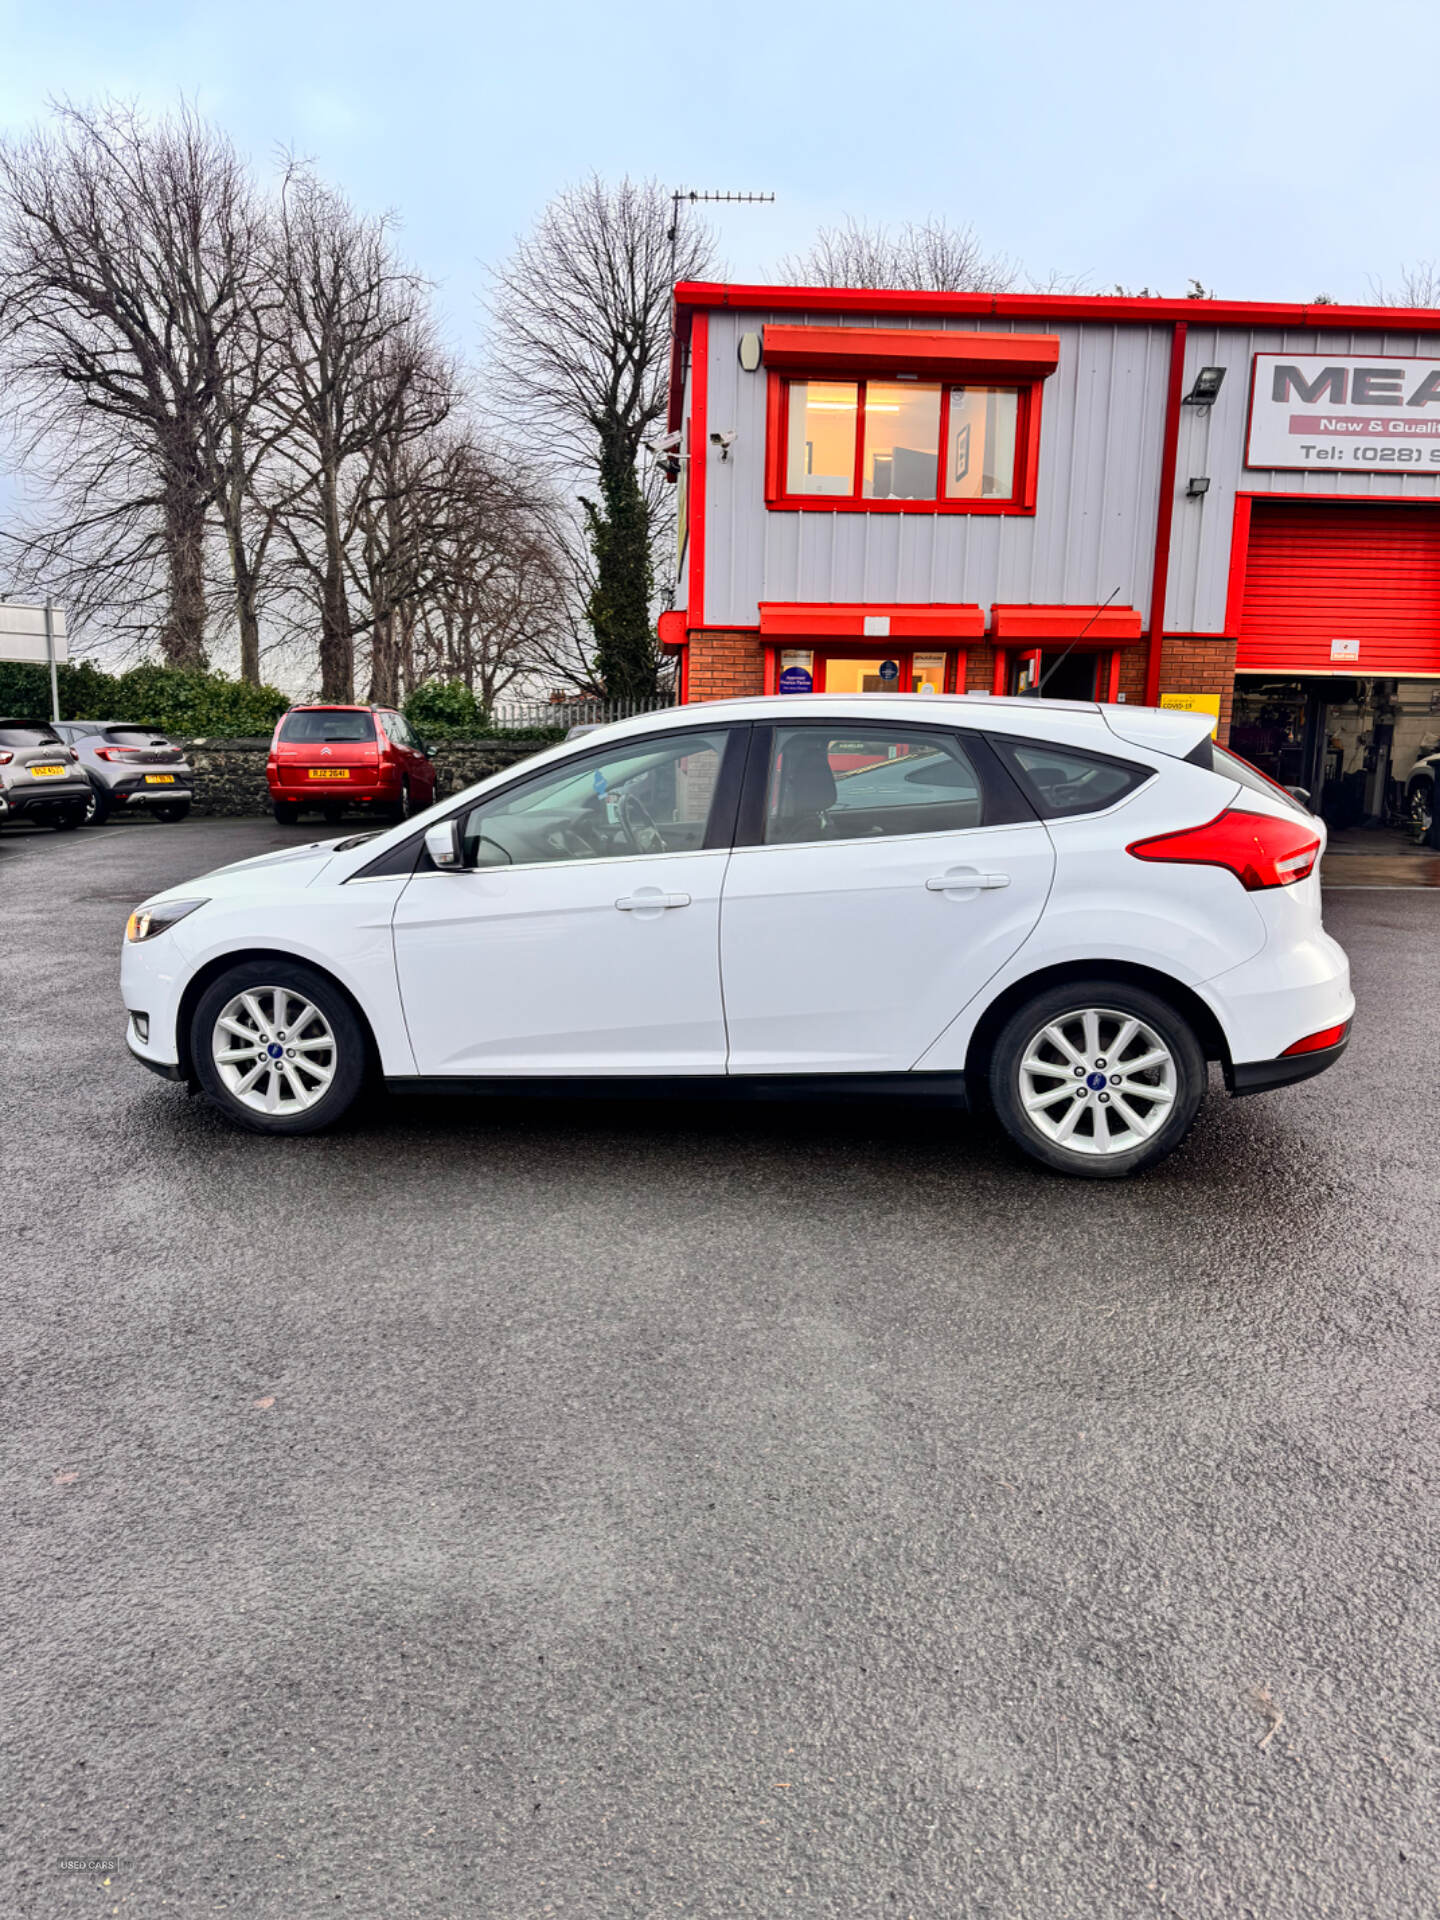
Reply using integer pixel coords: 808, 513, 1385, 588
192, 961, 368, 1135
989, 980, 1206, 1179
273, 800, 300, 825
52, 804, 86, 831
153, 801, 191, 824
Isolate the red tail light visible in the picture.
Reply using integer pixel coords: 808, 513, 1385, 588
1282, 1021, 1350, 1056
1128, 807, 1322, 891
0, 751, 11, 765
94, 746, 145, 762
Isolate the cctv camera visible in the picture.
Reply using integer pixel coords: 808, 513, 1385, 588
709, 429, 737, 461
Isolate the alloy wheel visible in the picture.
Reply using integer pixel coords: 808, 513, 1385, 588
1017, 1006, 1177, 1158
211, 986, 338, 1116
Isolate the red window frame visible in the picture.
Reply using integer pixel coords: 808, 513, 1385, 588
762, 646, 966, 694
764, 371, 1042, 515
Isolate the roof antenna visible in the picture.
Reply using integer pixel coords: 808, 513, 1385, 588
1034, 586, 1124, 697
668, 189, 775, 288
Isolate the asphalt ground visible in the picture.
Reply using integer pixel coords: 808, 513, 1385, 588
3, 816, 1438, 1919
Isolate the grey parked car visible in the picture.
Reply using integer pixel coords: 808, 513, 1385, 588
0, 719, 92, 830
52, 720, 194, 823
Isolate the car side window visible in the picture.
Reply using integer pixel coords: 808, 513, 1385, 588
459, 730, 735, 869
988, 736, 1150, 818
763, 726, 985, 845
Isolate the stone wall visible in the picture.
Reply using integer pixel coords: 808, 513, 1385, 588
178, 737, 555, 817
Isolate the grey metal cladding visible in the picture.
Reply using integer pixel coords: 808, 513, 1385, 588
1164, 326, 1440, 634
699, 308, 1175, 630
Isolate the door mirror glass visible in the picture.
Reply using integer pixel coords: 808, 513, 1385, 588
424, 819, 465, 870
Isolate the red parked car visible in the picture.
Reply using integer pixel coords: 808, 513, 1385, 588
267, 704, 438, 826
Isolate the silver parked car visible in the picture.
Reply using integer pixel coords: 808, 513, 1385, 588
52, 721, 194, 823
0, 719, 92, 831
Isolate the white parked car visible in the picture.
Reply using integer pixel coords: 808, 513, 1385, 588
121, 695, 1354, 1179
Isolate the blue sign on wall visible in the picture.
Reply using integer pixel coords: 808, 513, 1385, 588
878, 659, 900, 683
778, 666, 813, 694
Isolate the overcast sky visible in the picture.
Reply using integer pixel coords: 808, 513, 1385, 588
4, 0, 1438, 360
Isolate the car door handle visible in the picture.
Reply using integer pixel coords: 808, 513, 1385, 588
615, 890, 692, 911
926, 870, 1011, 892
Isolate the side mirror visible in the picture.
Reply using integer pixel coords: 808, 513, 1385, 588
424, 819, 465, 871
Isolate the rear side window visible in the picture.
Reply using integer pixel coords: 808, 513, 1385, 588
990, 735, 1150, 817
1211, 743, 1312, 816
764, 727, 987, 844
280, 710, 376, 744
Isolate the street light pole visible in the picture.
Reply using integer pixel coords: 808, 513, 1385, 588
43, 600, 60, 723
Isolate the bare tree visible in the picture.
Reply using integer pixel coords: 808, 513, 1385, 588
404, 435, 571, 709
259, 166, 444, 701
0, 101, 264, 667
1372, 263, 1440, 307
486, 175, 716, 699
779, 214, 1015, 293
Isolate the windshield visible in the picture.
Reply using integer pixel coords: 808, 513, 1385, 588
0, 724, 61, 747
280, 710, 375, 744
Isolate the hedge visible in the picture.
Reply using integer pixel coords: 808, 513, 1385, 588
0, 661, 288, 737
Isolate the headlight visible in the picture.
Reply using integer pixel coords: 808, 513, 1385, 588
125, 898, 207, 942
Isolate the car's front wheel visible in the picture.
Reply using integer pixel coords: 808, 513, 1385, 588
988, 980, 1206, 1179
192, 961, 368, 1134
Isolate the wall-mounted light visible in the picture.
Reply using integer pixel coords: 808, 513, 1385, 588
737, 332, 762, 372
1187, 476, 1211, 497
1182, 366, 1226, 407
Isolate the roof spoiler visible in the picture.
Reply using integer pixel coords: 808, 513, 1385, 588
1100, 704, 1217, 760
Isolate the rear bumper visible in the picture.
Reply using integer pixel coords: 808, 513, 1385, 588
1228, 1036, 1349, 1096
0, 781, 91, 814
268, 778, 398, 799
104, 776, 194, 803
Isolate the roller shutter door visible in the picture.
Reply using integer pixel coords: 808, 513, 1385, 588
1235, 501, 1440, 676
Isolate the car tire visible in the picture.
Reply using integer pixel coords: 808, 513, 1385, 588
1408, 781, 1433, 841
321, 803, 344, 825
86, 783, 113, 825
192, 960, 369, 1135
388, 779, 412, 824
273, 801, 300, 826
52, 804, 86, 831
988, 979, 1207, 1180
152, 802, 191, 824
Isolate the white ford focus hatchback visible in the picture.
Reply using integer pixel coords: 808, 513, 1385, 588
121, 695, 1353, 1179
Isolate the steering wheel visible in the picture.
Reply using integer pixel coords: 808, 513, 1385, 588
618, 790, 666, 854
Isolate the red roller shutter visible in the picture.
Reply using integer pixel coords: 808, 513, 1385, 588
1235, 501, 1440, 676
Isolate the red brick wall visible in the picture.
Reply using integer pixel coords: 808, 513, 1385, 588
685, 631, 764, 701
1156, 635, 1238, 742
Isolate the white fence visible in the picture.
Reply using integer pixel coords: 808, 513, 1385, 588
489, 694, 677, 732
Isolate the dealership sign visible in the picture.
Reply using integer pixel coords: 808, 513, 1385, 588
1247, 354, 1440, 472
